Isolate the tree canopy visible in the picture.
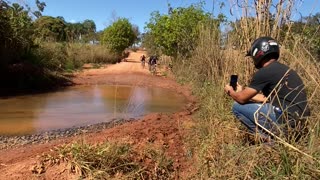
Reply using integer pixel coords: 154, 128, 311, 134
0, 1, 34, 66
33, 16, 66, 42
33, 17, 97, 43
290, 13, 320, 59
102, 18, 138, 54
144, 5, 215, 57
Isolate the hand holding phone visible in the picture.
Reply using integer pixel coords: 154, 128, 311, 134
230, 75, 238, 91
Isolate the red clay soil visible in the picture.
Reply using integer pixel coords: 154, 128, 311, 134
0, 50, 198, 179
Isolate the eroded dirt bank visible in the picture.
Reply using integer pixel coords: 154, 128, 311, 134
0, 50, 198, 179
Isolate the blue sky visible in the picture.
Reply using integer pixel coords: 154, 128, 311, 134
14, 0, 320, 32
39, 0, 220, 32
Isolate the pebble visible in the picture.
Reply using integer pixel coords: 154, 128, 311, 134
0, 118, 134, 150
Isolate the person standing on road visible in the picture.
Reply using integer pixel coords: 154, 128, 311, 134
224, 36, 310, 141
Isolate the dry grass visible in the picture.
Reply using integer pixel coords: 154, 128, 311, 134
39, 140, 174, 179
173, 1, 320, 179
31, 43, 121, 72
66, 43, 121, 65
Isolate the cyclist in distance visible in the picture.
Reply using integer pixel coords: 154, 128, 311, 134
149, 55, 158, 75
140, 54, 146, 69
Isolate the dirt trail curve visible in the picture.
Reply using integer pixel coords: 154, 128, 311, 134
0, 50, 197, 179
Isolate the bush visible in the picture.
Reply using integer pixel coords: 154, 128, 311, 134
29, 42, 67, 71
66, 43, 120, 65
28, 42, 121, 72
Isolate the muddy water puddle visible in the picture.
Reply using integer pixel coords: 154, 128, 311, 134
0, 85, 187, 136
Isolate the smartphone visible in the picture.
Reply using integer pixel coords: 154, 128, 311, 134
230, 75, 238, 91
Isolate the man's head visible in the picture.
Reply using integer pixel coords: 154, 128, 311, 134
246, 36, 280, 69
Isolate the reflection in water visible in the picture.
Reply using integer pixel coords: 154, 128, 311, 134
124, 87, 147, 118
0, 85, 187, 135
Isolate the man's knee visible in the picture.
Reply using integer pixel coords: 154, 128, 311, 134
232, 102, 242, 114
231, 102, 262, 121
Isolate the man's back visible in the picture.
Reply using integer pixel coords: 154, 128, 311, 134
250, 61, 310, 117
149, 56, 153, 64
151, 56, 158, 65
141, 55, 145, 61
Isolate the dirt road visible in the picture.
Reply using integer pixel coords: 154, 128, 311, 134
0, 50, 197, 179
79, 50, 150, 75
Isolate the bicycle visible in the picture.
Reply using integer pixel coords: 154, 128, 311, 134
140, 55, 146, 69
150, 64, 157, 75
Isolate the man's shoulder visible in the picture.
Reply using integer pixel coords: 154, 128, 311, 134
271, 61, 289, 69
253, 63, 276, 77
254, 61, 291, 80
259, 61, 288, 72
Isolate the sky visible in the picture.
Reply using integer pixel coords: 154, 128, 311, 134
13, 0, 320, 32
37, 0, 222, 32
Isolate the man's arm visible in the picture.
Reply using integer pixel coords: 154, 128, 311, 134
224, 85, 260, 104
250, 93, 267, 103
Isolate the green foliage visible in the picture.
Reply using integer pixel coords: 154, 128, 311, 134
144, 4, 217, 57
81, 19, 96, 42
33, 16, 67, 42
33, 0, 46, 18
141, 32, 159, 55
0, 1, 33, 66
0, 1, 118, 91
29, 43, 121, 71
132, 24, 140, 45
285, 13, 320, 59
29, 42, 68, 71
33, 17, 97, 43
65, 19, 97, 43
102, 18, 137, 54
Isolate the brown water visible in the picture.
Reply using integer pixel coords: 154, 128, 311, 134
0, 85, 187, 136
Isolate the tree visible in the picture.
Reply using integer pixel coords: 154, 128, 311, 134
145, 5, 213, 57
33, 16, 66, 42
65, 22, 84, 42
102, 18, 137, 54
82, 19, 96, 33
0, 1, 33, 66
141, 32, 158, 55
33, 0, 46, 18
131, 24, 141, 45
82, 19, 96, 43
64, 20, 97, 43
291, 13, 320, 59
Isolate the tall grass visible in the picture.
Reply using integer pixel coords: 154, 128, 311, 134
30, 43, 122, 72
66, 43, 122, 65
173, 1, 320, 179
